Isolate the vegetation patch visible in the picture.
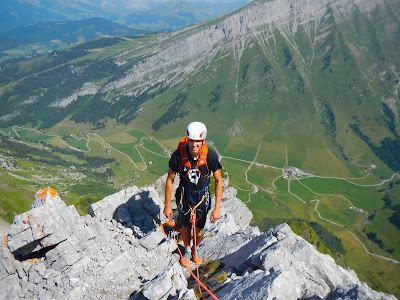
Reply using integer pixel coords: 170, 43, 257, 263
202, 260, 225, 279
350, 124, 400, 171
257, 218, 345, 260
247, 166, 282, 190
208, 85, 222, 111
152, 91, 189, 131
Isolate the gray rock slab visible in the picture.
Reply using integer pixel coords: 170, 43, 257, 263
140, 230, 166, 251
0, 242, 16, 280
0, 182, 396, 300
142, 263, 188, 300
0, 274, 21, 300
201, 225, 260, 263
87, 186, 141, 220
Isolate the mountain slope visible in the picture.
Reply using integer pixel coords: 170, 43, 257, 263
1, 0, 399, 172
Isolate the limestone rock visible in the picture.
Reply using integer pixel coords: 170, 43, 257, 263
0, 185, 179, 300
0, 182, 396, 300
140, 263, 188, 300
211, 224, 396, 300
6, 188, 82, 258
32, 187, 61, 208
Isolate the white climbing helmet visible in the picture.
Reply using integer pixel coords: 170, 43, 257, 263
186, 121, 207, 141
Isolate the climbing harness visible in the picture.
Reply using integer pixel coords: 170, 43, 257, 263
176, 136, 211, 217
178, 182, 210, 215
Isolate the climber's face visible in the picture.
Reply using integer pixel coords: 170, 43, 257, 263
188, 139, 203, 158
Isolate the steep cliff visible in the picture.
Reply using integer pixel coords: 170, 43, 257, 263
0, 179, 396, 299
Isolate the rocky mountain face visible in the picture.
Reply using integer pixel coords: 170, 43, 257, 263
67, 0, 398, 103
0, 177, 396, 299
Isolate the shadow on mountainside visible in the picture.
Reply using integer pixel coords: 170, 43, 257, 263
112, 190, 161, 236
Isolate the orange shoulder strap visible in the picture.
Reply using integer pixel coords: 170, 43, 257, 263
177, 136, 188, 150
178, 139, 208, 176
197, 144, 208, 167
178, 138, 191, 172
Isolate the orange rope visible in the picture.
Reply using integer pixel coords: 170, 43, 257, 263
191, 208, 204, 299
175, 235, 219, 300
168, 207, 219, 300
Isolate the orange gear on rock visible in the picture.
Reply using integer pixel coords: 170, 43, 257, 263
37, 187, 57, 199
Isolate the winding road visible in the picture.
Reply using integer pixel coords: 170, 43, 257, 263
216, 135, 400, 265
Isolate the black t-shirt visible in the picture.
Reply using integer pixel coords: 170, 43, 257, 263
169, 145, 222, 191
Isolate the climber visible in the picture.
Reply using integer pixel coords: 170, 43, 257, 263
164, 121, 223, 266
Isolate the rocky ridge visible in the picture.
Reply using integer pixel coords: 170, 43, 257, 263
53, 0, 384, 108
0, 179, 396, 299
106, 0, 380, 95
